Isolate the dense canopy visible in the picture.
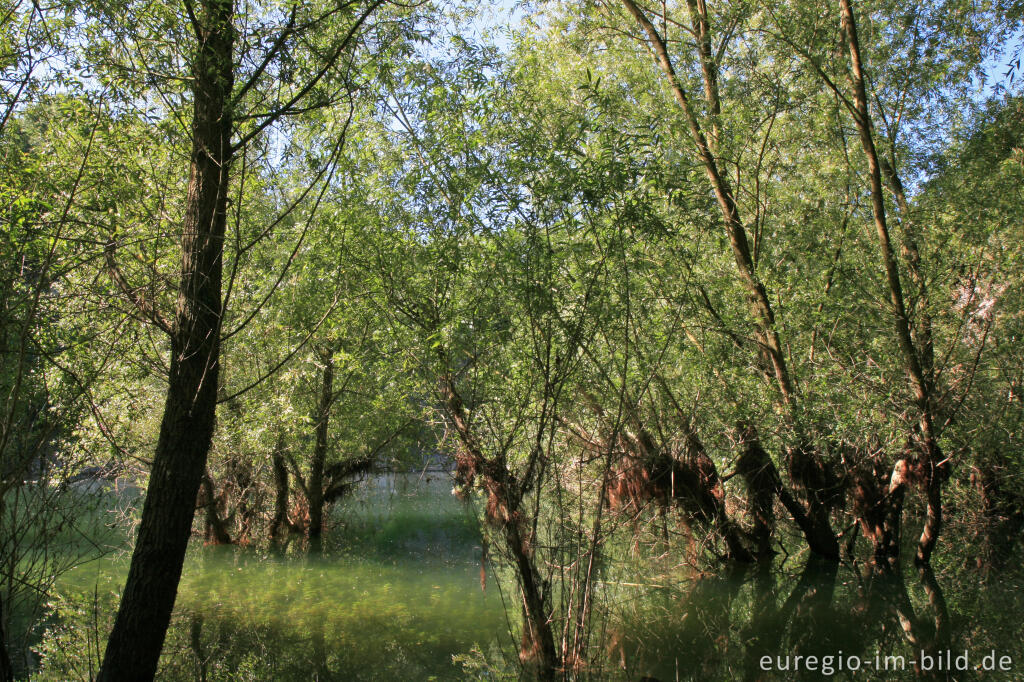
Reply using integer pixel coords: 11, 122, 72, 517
1, 0, 1022, 679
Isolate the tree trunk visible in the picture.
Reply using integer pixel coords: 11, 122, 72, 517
439, 373, 559, 679
739, 426, 839, 559
308, 347, 333, 552
839, 0, 944, 565
0, 590, 13, 682
736, 427, 777, 559
506, 517, 558, 680
619, 0, 838, 558
200, 473, 233, 545
852, 459, 908, 567
680, 422, 754, 562
228, 457, 255, 544
270, 437, 290, 542
97, 0, 234, 677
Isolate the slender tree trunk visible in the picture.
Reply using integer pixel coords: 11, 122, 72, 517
839, 0, 943, 565
0, 590, 13, 682
200, 473, 233, 545
881, 160, 935, 381
619, 0, 796, 408
439, 373, 559, 679
97, 1, 234, 677
270, 437, 290, 542
308, 347, 333, 552
972, 461, 1024, 570
620, 0, 839, 558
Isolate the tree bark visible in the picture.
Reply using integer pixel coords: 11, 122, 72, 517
839, 0, 944, 565
736, 427, 777, 559
439, 373, 559, 679
97, 0, 234, 677
270, 436, 290, 541
619, 0, 839, 559
308, 347, 333, 552
0, 589, 13, 682
200, 473, 233, 545
619, 0, 797, 409
739, 427, 839, 559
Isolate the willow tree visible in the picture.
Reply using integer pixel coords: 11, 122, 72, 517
570, 0, 843, 559
762, 0, 1019, 564
73, 0, 411, 675
517, 0, 1019, 568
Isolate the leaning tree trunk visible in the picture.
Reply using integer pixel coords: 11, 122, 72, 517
440, 374, 559, 679
620, 0, 838, 559
96, 1, 235, 678
839, 0, 943, 565
502, 501, 559, 680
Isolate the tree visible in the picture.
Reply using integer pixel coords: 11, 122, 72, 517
79, 0, 405, 675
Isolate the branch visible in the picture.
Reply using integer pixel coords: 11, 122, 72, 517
231, 0, 384, 152
104, 239, 173, 335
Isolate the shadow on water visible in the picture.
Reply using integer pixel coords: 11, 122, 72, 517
34, 474, 1024, 681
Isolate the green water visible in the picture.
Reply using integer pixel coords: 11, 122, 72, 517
33, 474, 1024, 681
41, 474, 510, 680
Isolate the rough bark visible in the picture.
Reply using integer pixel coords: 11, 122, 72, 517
96, 0, 234, 677
228, 457, 255, 543
839, 0, 944, 565
505, 510, 557, 680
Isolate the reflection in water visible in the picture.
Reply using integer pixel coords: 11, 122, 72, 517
39, 475, 1024, 681
605, 557, 1022, 682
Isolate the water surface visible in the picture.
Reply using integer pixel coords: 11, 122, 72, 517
38, 473, 1024, 680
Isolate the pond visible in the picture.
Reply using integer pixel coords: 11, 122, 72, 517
34, 473, 1024, 680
